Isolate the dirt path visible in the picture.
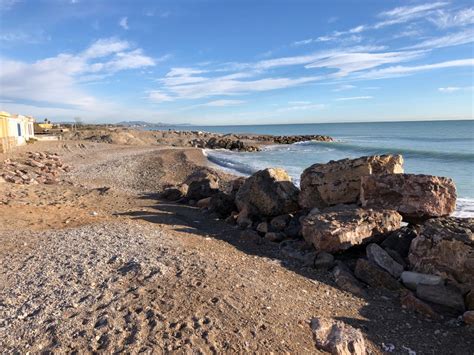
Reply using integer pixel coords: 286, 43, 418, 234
0, 142, 472, 353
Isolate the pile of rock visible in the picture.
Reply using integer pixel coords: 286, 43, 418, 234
160, 154, 473, 321
0, 152, 71, 185
272, 134, 333, 144
189, 136, 260, 152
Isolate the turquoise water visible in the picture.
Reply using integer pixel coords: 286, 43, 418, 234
157, 120, 474, 217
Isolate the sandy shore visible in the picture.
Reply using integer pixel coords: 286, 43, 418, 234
0, 140, 472, 353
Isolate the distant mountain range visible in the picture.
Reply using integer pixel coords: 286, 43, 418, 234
117, 121, 190, 127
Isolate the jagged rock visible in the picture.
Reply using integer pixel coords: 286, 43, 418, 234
416, 284, 465, 313
301, 207, 402, 253
366, 243, 404, 278
186, 173, 219, 200
408, 217, 474, 287
310, 317, 366, 355
463, 311, 474, 325
400, 271, 443, 291
381, 226, 417, 258
354, 259, 402, 290
332, 261, 367, 297
235, 168, 300, 218
270, 214, 291, 231
360, 174, 457, 222
230, 177, 246, 196
400, 290, 439, 319
209, 192, 236, 218
314, 252, 335, 270
299, 154, 403, 209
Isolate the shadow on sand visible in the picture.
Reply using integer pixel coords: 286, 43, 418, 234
117, 193, 472, 353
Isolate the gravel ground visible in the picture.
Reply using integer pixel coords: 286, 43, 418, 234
1, 141, 473, 354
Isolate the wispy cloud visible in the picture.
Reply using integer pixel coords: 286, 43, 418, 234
202, 99, 245, 107
359, 59, 474, 79
438, 86, 472, 93
375, 2, 448, 28
428, 7, 474, 28
277, 103, 325, 111
119, 16, 129, 30
335, 96, 373, 101
332, 84, 356, 92
0, 0, 19, 10
406, 29, 474, 49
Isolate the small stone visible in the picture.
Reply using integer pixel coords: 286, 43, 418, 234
400, 271, 443, 291
310, 317, 366, 355
264, 232, 285, 243
256, 222, 269, 234
314, 252, 334, 270
462, 311, 474, 325
270, 214, 291, 231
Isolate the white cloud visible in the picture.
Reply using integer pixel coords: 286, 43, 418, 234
148, 91, 173, 103
202, 100, 245, 107
119, 17, 129, 30
0, 38, 157, 109
438, 86, 472, 93
332, 84, 356, 92
375, 2, 448, 28
277, 103, 325, 111
406, 29, 474, 49
438, 87, 461, 93
335, 96, 373, 101
306, 50, 424, 77
359, 59, 474, 79
429, 7, 474, 28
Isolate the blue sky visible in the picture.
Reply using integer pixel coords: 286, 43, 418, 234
0, 0, 473, 124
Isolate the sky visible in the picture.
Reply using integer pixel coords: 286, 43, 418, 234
0, 0, 473, 125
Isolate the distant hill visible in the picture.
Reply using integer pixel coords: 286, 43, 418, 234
117, 121, 190, 127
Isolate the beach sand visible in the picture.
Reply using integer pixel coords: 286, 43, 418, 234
0, 139, 472, 353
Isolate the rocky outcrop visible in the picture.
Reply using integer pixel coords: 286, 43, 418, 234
235, 168, 300, 218
408, 217, 474, 287
272, 134, 333, 144
301, 207, 402, 253
310, 317, 366, 355
360, 174, 457, 222
299, 155, 403, 209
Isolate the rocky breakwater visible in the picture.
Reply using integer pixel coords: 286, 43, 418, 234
160, 153, 472, 323
0, 152, 71, 185
187, 131, 333, 152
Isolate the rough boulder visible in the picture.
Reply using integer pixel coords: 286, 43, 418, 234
299, 154, 403, 209
301, 206, 402, 253
235, 168, 300, 218
408, 217, 474, 287
360, 173, 457, 222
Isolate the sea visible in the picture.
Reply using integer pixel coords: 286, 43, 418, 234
154, 120, 474, 218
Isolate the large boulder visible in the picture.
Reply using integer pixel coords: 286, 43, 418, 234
301, 206, 402, 253
209, 192, 236, 218
360, 174, 457, 222
408, 217, 474, 287
235, 168, 299, 218
299, 154, 403, 209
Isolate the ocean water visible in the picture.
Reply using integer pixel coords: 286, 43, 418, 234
158, 120, 474, 217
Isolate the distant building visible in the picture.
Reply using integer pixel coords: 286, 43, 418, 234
0, 111, 35, 153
